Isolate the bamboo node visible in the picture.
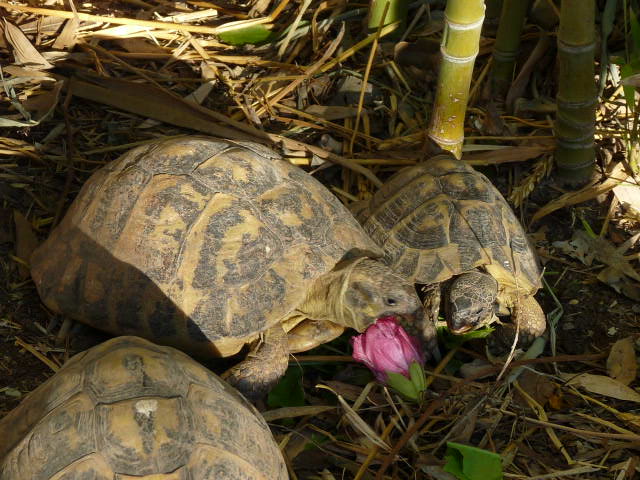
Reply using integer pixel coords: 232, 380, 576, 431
556, 40, 596, 54
443, 15, 486, 31
440, 47, 478, 64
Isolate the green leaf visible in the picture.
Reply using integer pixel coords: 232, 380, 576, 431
602, 0, 618, 40
218, 24, 276, 46
579, 220, 597, 238
630, 9, 640, 62
268, 365, 305, 408
439, 325, 495, 349
444, 442, 503, 480
622, 62, 637, 114
599, 0, 618, 93
386, 372, 419, 401
409, 361, 426, 393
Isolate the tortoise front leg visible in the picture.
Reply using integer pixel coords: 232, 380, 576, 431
418, 283, 441, 359
287, 320, 344, 353
222, 323, 289, 402
490, 295, 546, 353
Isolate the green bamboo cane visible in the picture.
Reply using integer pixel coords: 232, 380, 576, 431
368, 0, 409, 33
555, 0, 597, 183
490, 0, 532, 97
485, 0, 503, 21
427, 0, 485, 158
484, 0, 504, 31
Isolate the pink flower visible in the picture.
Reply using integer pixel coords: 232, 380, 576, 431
350, 316, 425, 382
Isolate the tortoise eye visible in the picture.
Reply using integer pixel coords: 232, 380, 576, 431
385, 298, 397, 306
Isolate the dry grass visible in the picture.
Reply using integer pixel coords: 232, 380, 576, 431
0, 0, 639, 479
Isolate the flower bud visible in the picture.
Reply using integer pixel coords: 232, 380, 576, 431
350, 316, 425, 382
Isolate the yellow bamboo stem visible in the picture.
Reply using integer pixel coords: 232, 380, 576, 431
427, 0, 485, 158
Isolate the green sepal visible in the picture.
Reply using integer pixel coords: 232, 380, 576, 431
386, 372, 419, 401
409, 361, 426, 393
444, 442, 503, 480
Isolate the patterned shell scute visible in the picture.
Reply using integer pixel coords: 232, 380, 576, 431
30, 137, 380, 355
0, 337, 288, 480
358, 154, 540, 293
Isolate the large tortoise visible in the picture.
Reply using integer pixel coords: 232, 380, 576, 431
352, 153, 546, 346
0, 336, 288, 480
30, 136, 435, 399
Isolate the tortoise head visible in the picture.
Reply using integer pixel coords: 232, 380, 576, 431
445, 271, 498, 334
340, 258, 423, 333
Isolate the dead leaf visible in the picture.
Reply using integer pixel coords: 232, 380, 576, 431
13, 211, 39, 279
597, 267, 640, 301
514, 370, 557, 408
112, 38, 168, 54
562, 373, 640, 403
553, 230, 640, 300
2, 20, 54, 69
463, 143, 555, 166
67, 71, 382, 186
304, 105, 359, 121
613, 176, 640, 216
51, 17, 79, 50
622, 73, 640, 87
531, 161, 629, 225
20, 80, 64, 123
618, 411, 640, 429
607, 337, 637, 386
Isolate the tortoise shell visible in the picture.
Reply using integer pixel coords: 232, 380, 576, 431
31, 137, 381, 357
353, 154, 541, 299
0, 336, 288, 480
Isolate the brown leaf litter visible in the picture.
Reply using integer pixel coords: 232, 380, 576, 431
0, 0, 639, 479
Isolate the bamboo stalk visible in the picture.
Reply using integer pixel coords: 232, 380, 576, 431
555, 0, 597, 183
485, 0, 503, 21
490, 0, 532, 97
426, 0, 485, 158
368, 0, 409, 33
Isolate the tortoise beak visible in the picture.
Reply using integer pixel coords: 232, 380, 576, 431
447, 318, 474, 334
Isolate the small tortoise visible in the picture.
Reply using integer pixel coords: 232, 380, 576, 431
352, 153, 545, 345
31, 136, 435, 399
0, 336, 288, 480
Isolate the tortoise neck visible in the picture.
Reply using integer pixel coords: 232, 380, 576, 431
294, 258, 364, 330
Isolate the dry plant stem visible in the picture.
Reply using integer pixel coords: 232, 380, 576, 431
555, 0, 597, 183
490, 0, 532, 97
14, 337, 60, 372
349, 3, 389, 154
514, 381, 574, 465
70, 44, 383, 186
374, 350, 607, 478
0, 2, 224, 34
495, 409, 640, 442
427, 0, 485, 158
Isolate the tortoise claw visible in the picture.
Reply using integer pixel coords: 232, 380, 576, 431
222, 324, 289, 403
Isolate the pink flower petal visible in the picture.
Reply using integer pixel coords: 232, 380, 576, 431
351, 317, 425, 383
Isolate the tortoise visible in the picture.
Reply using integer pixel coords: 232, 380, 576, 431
0, 336, 289, 480
30, 136, 436, 400
351, 153, 546, 346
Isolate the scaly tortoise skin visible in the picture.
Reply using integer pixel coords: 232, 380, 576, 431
30, 137, 435, 399
352, 153, 546, 346
0, 336, 288, 480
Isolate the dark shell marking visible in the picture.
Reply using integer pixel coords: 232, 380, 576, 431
0, 337, 288, 480
31, 137, 380, 356
356, 154, 541, 293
